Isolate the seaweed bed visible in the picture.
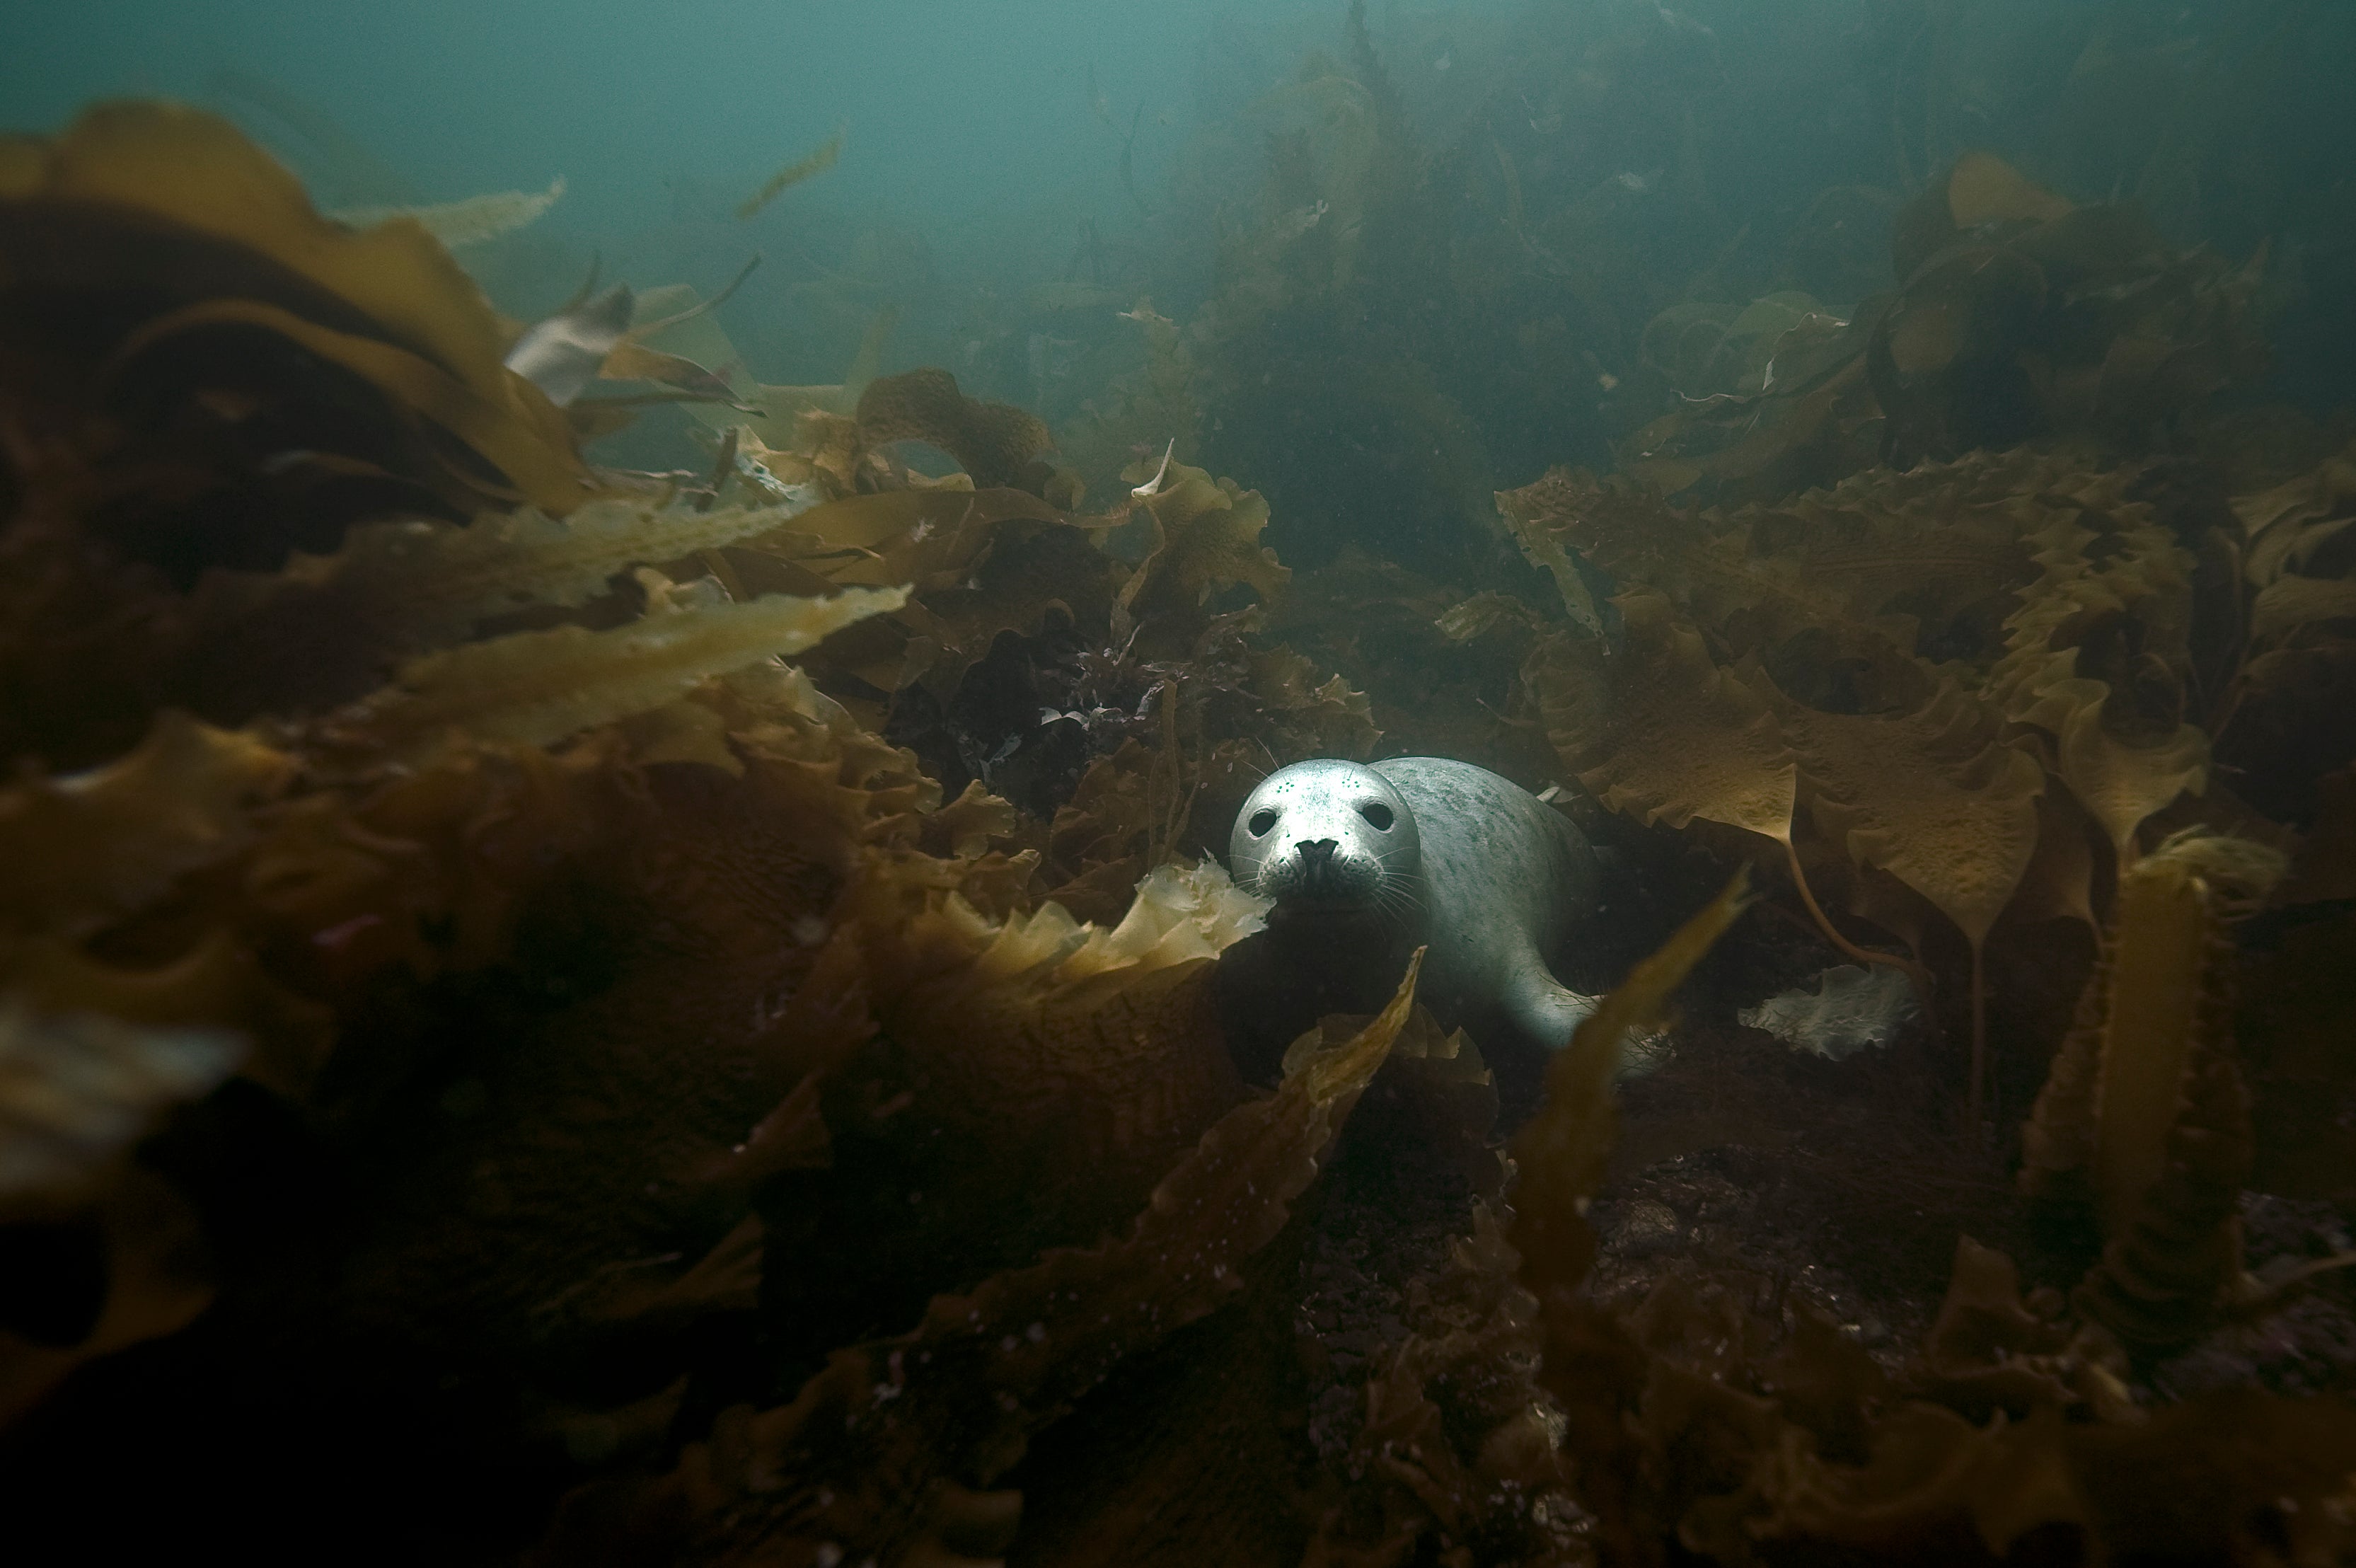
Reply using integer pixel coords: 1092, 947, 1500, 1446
7, 17, 2356, 1564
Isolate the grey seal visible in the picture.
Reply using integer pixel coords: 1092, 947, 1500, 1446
1216, 756, 1633, 1081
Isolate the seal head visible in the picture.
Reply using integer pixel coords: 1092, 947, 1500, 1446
1230, 759, 1421, 921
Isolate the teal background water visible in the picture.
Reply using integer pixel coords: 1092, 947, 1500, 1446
11, 1, 2352, 556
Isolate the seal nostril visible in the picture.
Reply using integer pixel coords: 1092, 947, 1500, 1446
1358, 802, 1394, 831
1298, 838, 1338, 865
1249, 808, 1278, 837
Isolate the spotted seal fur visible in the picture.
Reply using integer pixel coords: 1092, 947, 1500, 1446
1216, 756, 1638, 1081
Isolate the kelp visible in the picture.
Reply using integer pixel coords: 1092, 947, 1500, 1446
543, 954, 1420, 1567
1111, 455, 1290, 654
1624, 155, 2270, 505
0, 102, 593, 519
326, 579, 907, 764
0, 1000, 243, 1426
331, 176, 567, 248
734, 126, 845, 222
1506, 446, 2258, 1123
2215, 434, 2356, 820
507, 260, 764, 420
1058, 297, 1205, 505
1479, 865, 2356, 1567
2019, 831, 2284, 1348
11, 76, 2356, 1568
854, 366, 1054, 491
0, 101, 613, 765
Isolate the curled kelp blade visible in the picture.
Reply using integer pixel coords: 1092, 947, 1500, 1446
109, 296, 590, 513
330, 175, 565, 248
0, 102, 594, 518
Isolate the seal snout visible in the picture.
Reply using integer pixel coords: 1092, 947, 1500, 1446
1293, 836, 1343, 896
1262, 834, 1379, 908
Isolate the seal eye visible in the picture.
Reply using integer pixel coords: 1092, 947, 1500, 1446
1248, 808, 1278, 837
1358, 802, 1394, 831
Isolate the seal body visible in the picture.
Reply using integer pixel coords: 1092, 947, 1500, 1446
1218, 756, 1610, 1075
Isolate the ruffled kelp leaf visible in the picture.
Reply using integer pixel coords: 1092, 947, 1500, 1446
1518, 451, 2222, 1118
855, 367, 1053, 491
1, 930, 332, 1102
1908, 1237, 2131, 1424
2233, 438, 2356, 587
1509, 445, 2258, 1111
1990, 487, 2209, 861
107, 296, 594, 514
1639, 293, 1839, 400
173, 492, 836, 719
1776, 681, 2047, 952
752, 484, 1116, 706
1527, 593, 1797, 847
0, 713, 294, 943
0, 102, 613, 768
1434, 588, 1549, 648
1499, 456, 2045, 666
2213, 437, 2356, 821
1056, 296, 1205, 505
792, 860, 1275, 1313
1691, 1232, 2356, 1562
1494, 473, 1610, 638
539, 950, 1420, 1567
1114, 460, 1290, 650
0, 1001, 241, 1432
2019, 832, 2284, 1347
306, 684, 966, 1352
1042, 739, 1161, 920
1243, 644, 1380, 763
1310, 1199, 1582, 1566
328, 584, 906, 763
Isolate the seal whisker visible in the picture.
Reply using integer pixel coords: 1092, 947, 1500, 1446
1375, 865, 1426, 911
1371, 873, 1426, 935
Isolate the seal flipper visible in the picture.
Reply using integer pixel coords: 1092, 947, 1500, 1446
1499, 946, 1670, 1079
1497, 945, 1598, 1051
